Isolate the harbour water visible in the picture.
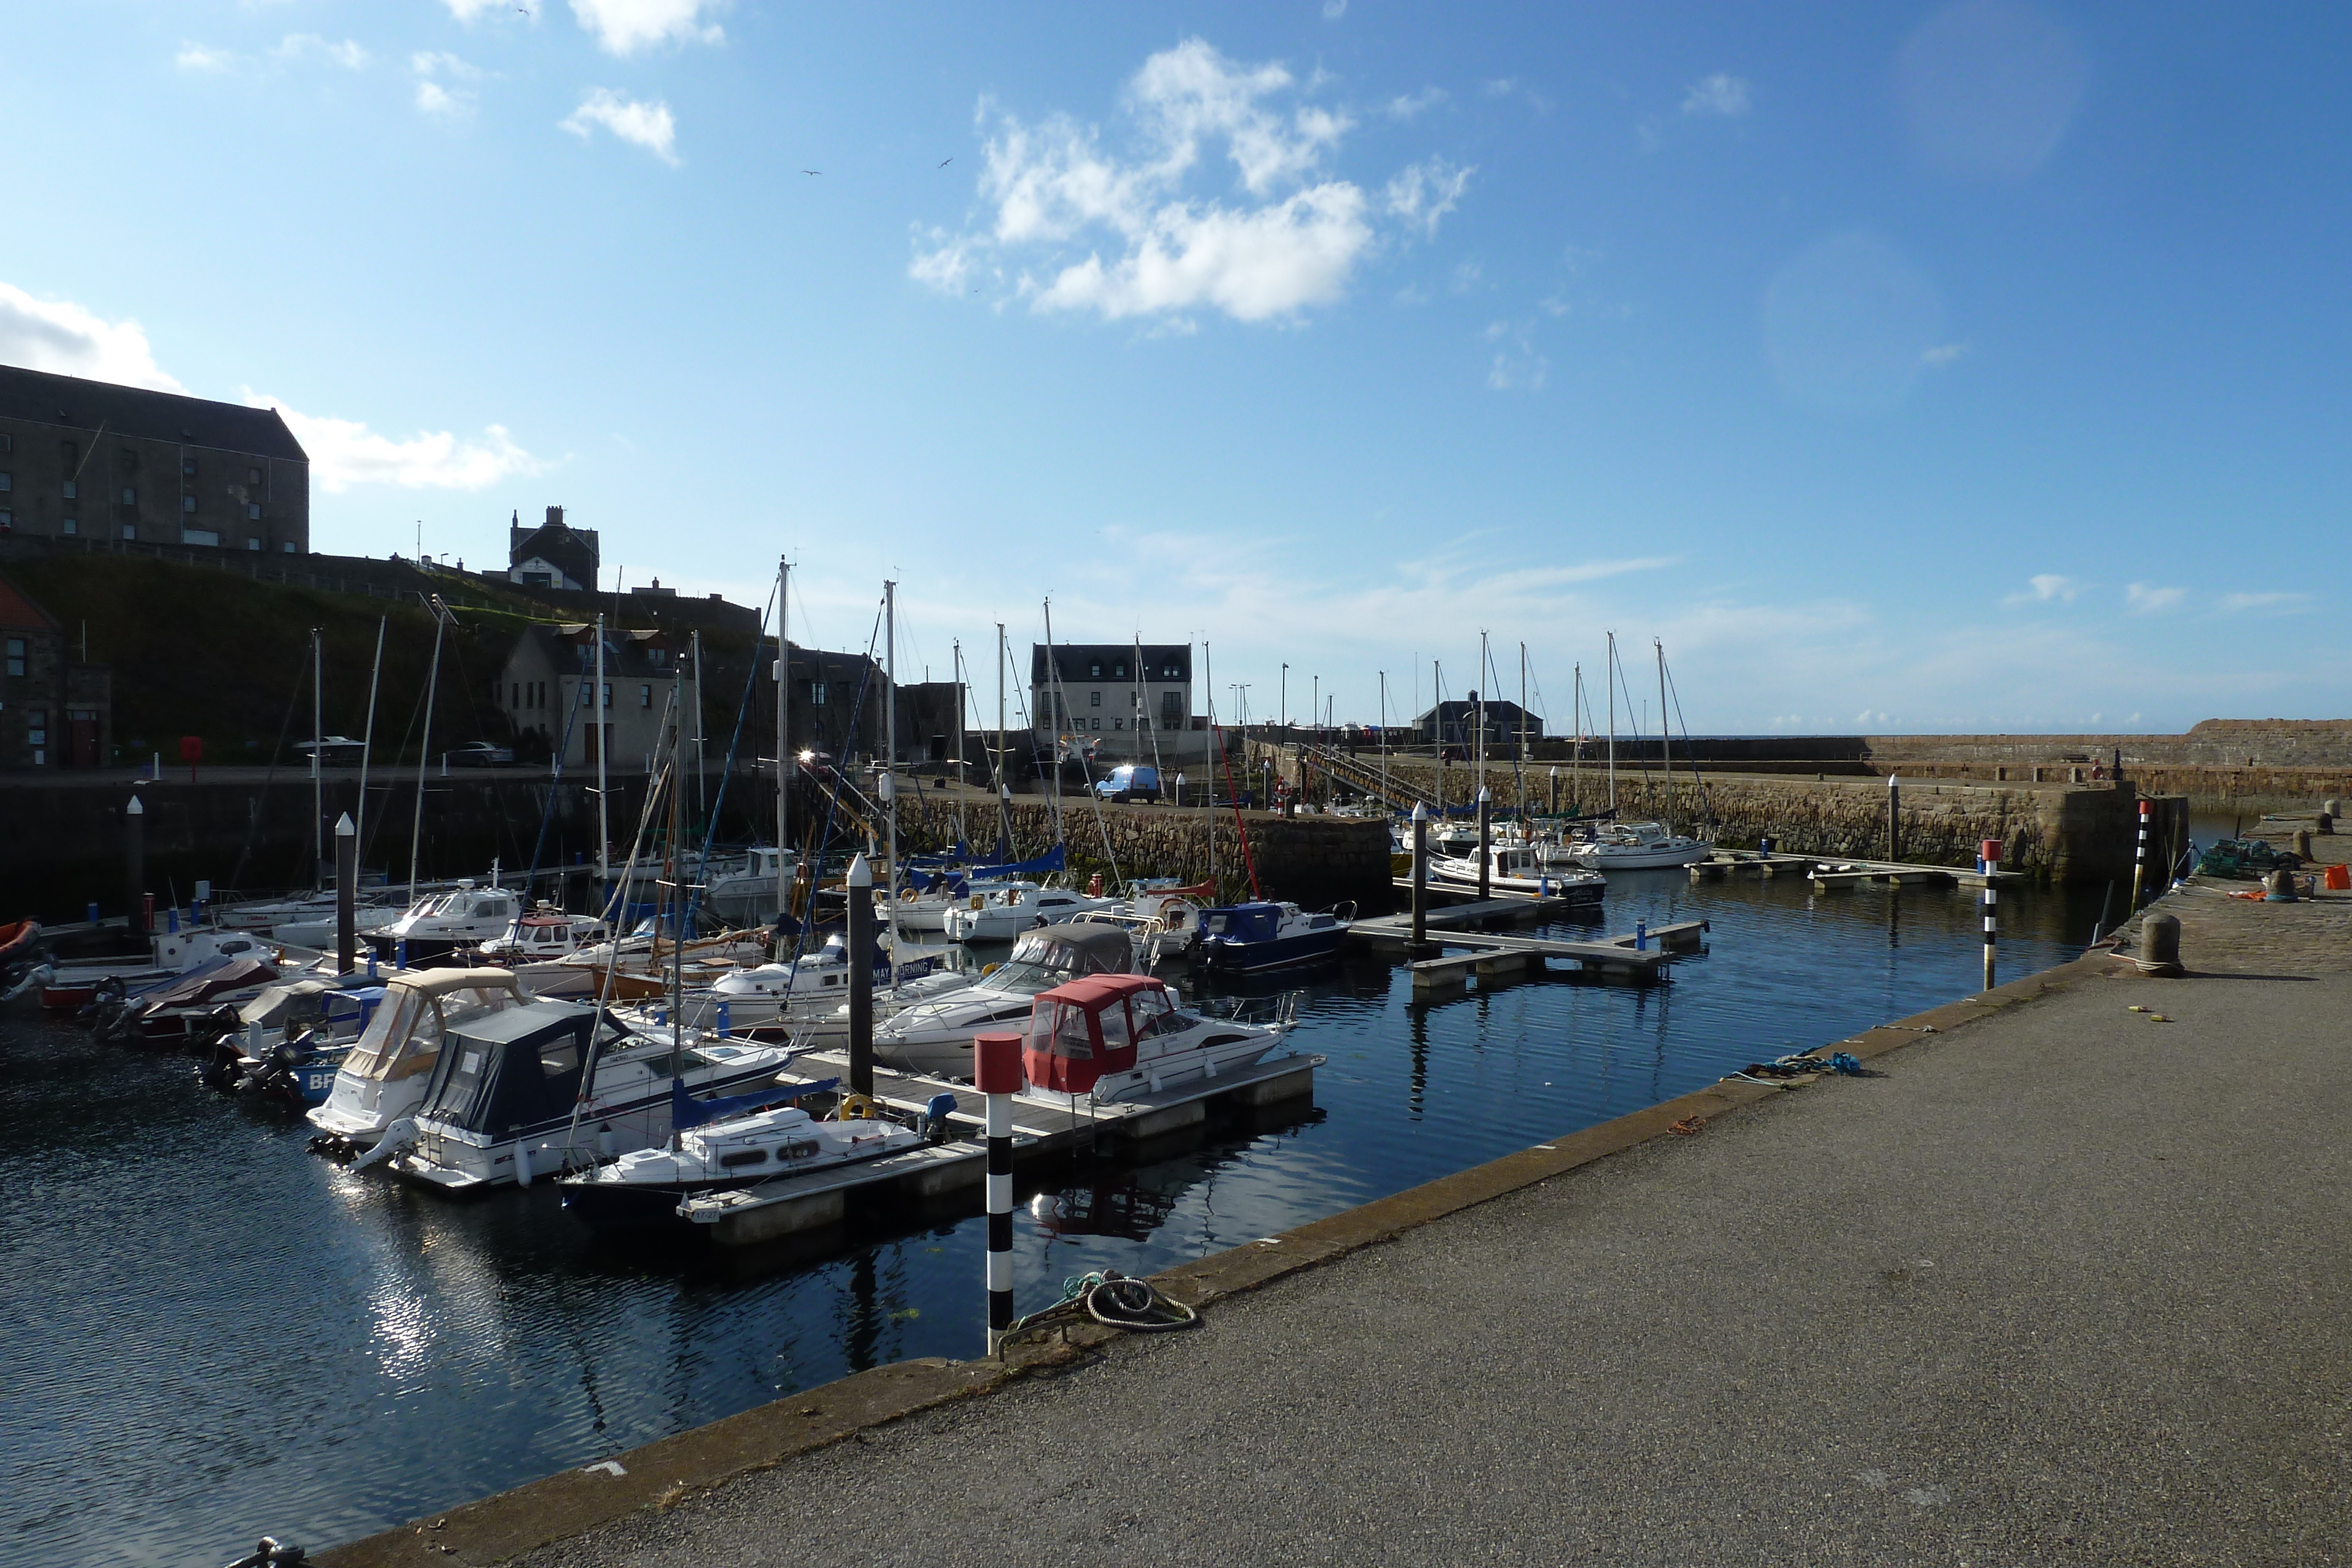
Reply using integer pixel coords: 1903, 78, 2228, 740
1, 870, 2100, 1568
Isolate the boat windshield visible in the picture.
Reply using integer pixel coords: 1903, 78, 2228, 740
340, 982, 521, 1081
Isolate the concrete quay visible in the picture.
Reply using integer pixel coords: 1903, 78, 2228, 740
318, 875, 2352, 1568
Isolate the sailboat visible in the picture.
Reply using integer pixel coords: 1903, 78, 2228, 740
1568, 636, 1713, 871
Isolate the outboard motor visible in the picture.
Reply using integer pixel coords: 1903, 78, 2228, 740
921, 1092, 960, 1144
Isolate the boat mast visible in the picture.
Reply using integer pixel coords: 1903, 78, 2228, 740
691, 630, 706, 836
594, 611, 609, 890
310, 627, 324, 888
409, 597, 450, 905
776, 555, 790, 924
1572, 663, 1583, 815
355, 616, 384, 878
1605, 632, 1616, 813
1517, 640, 1528, 824
995, 622, 1012, 852
1657, 638, 1672, 834
1432, 658, 1444, 817
1041, 599, 1065, 847
1378, 670, 1389, 810
667, 695, 685, 1138
1204, 640, 1217, 890
1475, 631, 1487, 803
883, 580, 900, 965
953, 640, 968, 850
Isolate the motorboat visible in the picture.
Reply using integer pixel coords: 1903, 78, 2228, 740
941, 881, 1117, 942
366, 881, 527, 964
557, 1079, 921, 1232
200, 977, 389, 1104
1070, 885, 1210, 958
1428, 844, 1606, 902
551, 925, 774, 1001
1020, 972, 1297, 1103
700, 846, 797, 927
31, 925, 297, 1011
464, 905, 613, 996
873, 923, 1136, 1079
365, 1005, 794, 1192
305, 969, 532, 1151
92, 954, 286, 1047
1567, 821, 1713, 871
622, 931, 971, 1039
1194, 901, 1351, 974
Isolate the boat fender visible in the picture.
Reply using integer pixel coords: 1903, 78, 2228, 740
516, 1142, 534, 1187
837, 1093, 876, 1123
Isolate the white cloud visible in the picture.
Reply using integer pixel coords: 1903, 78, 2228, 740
2220, 591, 2312, 613
562, 88, 679, 165
245, 394, 546, 493
0, 282, 185, 392
275, 34, 369, 69
1483, 78, 1517, 97
2126, 581, 2186, 614
569, 0, 723, 56
915, 38, 1454, 326
413, 52, 482, 116
1385, 87, 1446, 121
1449, 259, 1484, 294
2004, 573, 2079, 605
1484, 319, 1547, 392
175, 42, 236, 72
443, 0, 509, 18
1321, 0, 1347, 16
1921, 341, 1968, 366
1682, 72, 1751, 117
1384, 158, 1472, 239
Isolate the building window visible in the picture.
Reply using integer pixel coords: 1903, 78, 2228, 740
245, 503, 260, 521
1090, 690, 1102, 708
182, 457, 198, 477
62, 480, 76, 500
282, 541, 295, 553
122, 525, 137, 541
811, 682, 827, 706
248, 466, 262, 484
26, 710, 46, 746
1112, 663, 1127, 680
1089, 661, 1102, 678
121, 487, 136, 505
61, 517, 76, 536
0, 472, 11, 492
182, 528, 220, 547
1161, 690, 1182, 727
182, 494, 198, 513
639, 684, 652, 708
602, 683, 612, 709
247, 537, 260, 550
5, 638, 24, 676
1113, 717, 1124, 731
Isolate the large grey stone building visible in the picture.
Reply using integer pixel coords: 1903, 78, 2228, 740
0, 365, 309, 553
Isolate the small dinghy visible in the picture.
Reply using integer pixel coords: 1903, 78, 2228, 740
557, 1078, 923, 1233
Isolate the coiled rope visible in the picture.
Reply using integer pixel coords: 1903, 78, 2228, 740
1006, 1269, 1200, 1336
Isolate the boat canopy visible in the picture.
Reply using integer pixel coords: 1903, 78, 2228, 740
415, 1002, 596, 1136
140, 955, 280, 1011
959, 844, 1067, 881
1200, 902, 1285, 943
1008, 922, 1132, 975
1023, 972, 1177, 1094
338, 969, 526, 1083
237, 975, 377, 1028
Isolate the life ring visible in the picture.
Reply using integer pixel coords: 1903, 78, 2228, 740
837, 1092, 877, 1122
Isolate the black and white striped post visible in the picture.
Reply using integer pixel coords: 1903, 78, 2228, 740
1476, 785, 1492, 900
1410, 801, 1430, 953
975, 1029, 1023, 1348
2129, 798, 2152, 910
1980, 838, 2001, 991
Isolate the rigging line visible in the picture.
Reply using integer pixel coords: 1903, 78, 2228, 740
596, 683, 683, 930
684, 580, 778, 931
520, 633, 596, 895
771, 604, 886, 1002
1661, 653, 1715, 825
358, 634, 431, 874
227, 647, 313, 896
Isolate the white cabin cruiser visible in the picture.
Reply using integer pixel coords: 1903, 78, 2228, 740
557, 1085, 920, 1232
366, 881, 526, 962
1429, 844, 1606, 902
700, 847, 797, 927
941, 881, 1116, 942
467, 907, 613, 997
873, 923, 1136, 1079
1071, 887, 1208, 957
1568, 821, 1713, 871
366, 1005, 793, 1192
625, 930, 971, 1039
1020, 972, 1297, 1105
306, 969, 529, 1151
32, 925, 295, 1011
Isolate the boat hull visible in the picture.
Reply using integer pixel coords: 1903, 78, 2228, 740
1196, 928, 1345, 974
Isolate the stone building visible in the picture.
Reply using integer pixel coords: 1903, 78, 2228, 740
1414, 696, 1545, 755
498, 623, 679, 768
0, 572, 110, 770
0, 365, 309, 552
1028, 643, 1202, 760
506, 506, 598, 590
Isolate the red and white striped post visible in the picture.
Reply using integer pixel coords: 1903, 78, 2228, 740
1980, 838, 2001, 991
975, 1030, 1024, 1348
2130, 798, 2152, 910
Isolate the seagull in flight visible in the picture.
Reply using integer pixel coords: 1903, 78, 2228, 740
802, 169, 821, 175
938, 156, 953, 168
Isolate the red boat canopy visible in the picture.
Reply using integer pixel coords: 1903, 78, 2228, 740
1023, 972, 1178, 1095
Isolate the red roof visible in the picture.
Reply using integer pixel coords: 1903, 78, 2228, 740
0, 574, 57, 634
1036, 972, 1166, 1011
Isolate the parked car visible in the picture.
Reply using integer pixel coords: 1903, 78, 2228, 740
444, 742, 516, 768
1093, 764, 1161, 803
294, 735, 367, 763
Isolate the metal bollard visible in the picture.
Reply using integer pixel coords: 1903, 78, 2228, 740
1980, 838, 2000, 991
975, 1031, 1023, 1348
1635, 918, 1648, 951
1410, 802, 1430, 952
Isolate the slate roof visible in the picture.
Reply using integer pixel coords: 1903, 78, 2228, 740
1030, 643, 1191, 686
0, 364, 308, 462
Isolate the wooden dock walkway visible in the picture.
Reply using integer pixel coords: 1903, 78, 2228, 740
1351, 910, 1708, 991
1689, 850, 2024, 891
679, 1049, 1324, 1247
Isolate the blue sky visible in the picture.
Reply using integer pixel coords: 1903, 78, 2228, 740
2, 1, 2343, 734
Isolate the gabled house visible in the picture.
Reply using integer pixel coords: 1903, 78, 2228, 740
506, 506, 599, 591
498, 622, 676, 768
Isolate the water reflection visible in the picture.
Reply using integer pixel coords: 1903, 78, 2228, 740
2, 870, 2099, 1568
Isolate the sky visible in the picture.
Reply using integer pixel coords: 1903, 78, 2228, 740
1, 1, 2344, 735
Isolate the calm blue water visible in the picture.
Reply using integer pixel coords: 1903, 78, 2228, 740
1, 871, 2097, 1568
